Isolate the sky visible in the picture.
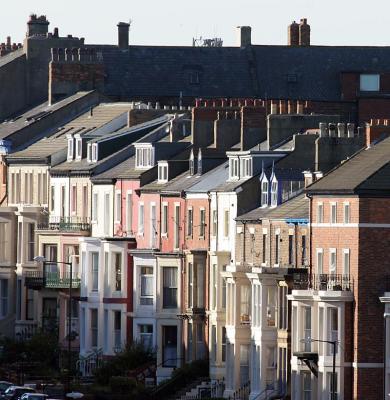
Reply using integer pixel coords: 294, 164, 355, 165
2, 0, 390, 47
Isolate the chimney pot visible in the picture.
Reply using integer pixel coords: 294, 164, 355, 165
319, 122, 328, 137
337, 123, 346, 137
299, 18, 310, 46
237, 26, 252, 48
117, 22, 130, 50
328, 123, 337, 137
288, 21, 299, 46
347, 123, 355, 138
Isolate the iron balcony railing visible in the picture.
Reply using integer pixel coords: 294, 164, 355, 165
292, 273, 353, 292
24, 271, 81, 289
37, 216, 91, 232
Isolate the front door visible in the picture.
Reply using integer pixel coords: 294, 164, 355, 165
42, 298, 57, 333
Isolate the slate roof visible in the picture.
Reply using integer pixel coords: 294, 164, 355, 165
236, 193, 309, 221
92, 44, 390, 101
91, 154, 138, 181
7, 103, 132, 162
0, 48, 24, 68
306, 136, 390, 194
0, 91, 93, 140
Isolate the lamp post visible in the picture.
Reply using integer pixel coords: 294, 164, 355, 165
34, 256, 73, 394
301, 338, 337, 400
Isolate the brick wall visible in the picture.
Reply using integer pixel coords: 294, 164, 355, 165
49, 48, 105, 104
236, 219, 309, 268
311, 195, 390, 400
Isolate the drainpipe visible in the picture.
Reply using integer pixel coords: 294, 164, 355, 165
295, 223, 298, 267
112, 184, 115, 237
242, 222, 246, 264
68, 174, 71, 220
269, 224, 272, 266
308, 194, 313, 283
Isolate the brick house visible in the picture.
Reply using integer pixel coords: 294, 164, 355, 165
289, 136, 390, 400
235, 194, 309, 399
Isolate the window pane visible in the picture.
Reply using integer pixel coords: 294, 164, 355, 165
163, 267, 178, 308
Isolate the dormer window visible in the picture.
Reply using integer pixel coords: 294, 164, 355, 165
67, 136, 74, 161
158, 162, 168, 183
87, 143, 92, 163
229, 158, 239, 180
241, 158, 252, 179
271, 179, 278, 207
136, 145, 154, 169
197, 149, 202, 175
75, 136, 82, 160
189, 150, 195, 176
92, 143, 98, 162
261, 179, 269, 207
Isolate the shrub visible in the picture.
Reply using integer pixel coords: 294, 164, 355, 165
93, 342, 156, 385
109, 376, 137, 394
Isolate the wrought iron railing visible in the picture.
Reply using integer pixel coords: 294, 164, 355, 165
37, 216, 91, 232
292, 273, 353, 292
77, 348, 103, 377
229, 380, 250, 400
24, 270, 81, 289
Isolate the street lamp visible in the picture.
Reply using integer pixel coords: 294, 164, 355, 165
34, 256, 74, 394
300, 338, 337, 400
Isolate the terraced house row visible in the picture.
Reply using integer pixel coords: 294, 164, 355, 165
2, 13, 390, 400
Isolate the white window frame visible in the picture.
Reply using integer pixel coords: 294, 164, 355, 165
91, 252, 99, 292
150, 203, 157, 248
92, 143, 98, 162
360, 73, 380, 92
229, 158, 239, 180
223, 209, 230, 238
240, 157, 252, 179
138, 203, 145, 236
199, 208, 206, 238
115, 190, 121, 223
71, 184, 77, 215
174, 203, 180, 250
0, 222, 8, 263
67, 136, 74, 161
342, 248, 350, 276
271, 178, 278, 207
92, 192, 98, 222
140, 266, 154, 306
211, 209, 217, 237
75, 137, 82, 160
135, 145, 154, 169
330, 202, 337, 224
158, 162, 169, 183
187, 207, 193, 238
329, 248, 337, 275
261, 179, 269, 207
343, 202, 350, 224
126, 190, 133, 236
161, 202, 168, 237
316, 248, 324, 275
317, 202, 324, 223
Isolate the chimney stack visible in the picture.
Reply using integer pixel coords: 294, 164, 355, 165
299, 18, 310, 46
117, 22, 130, 50
288, 21, 299, 46
27, 14, 49, 37
238, 26, 252, 48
